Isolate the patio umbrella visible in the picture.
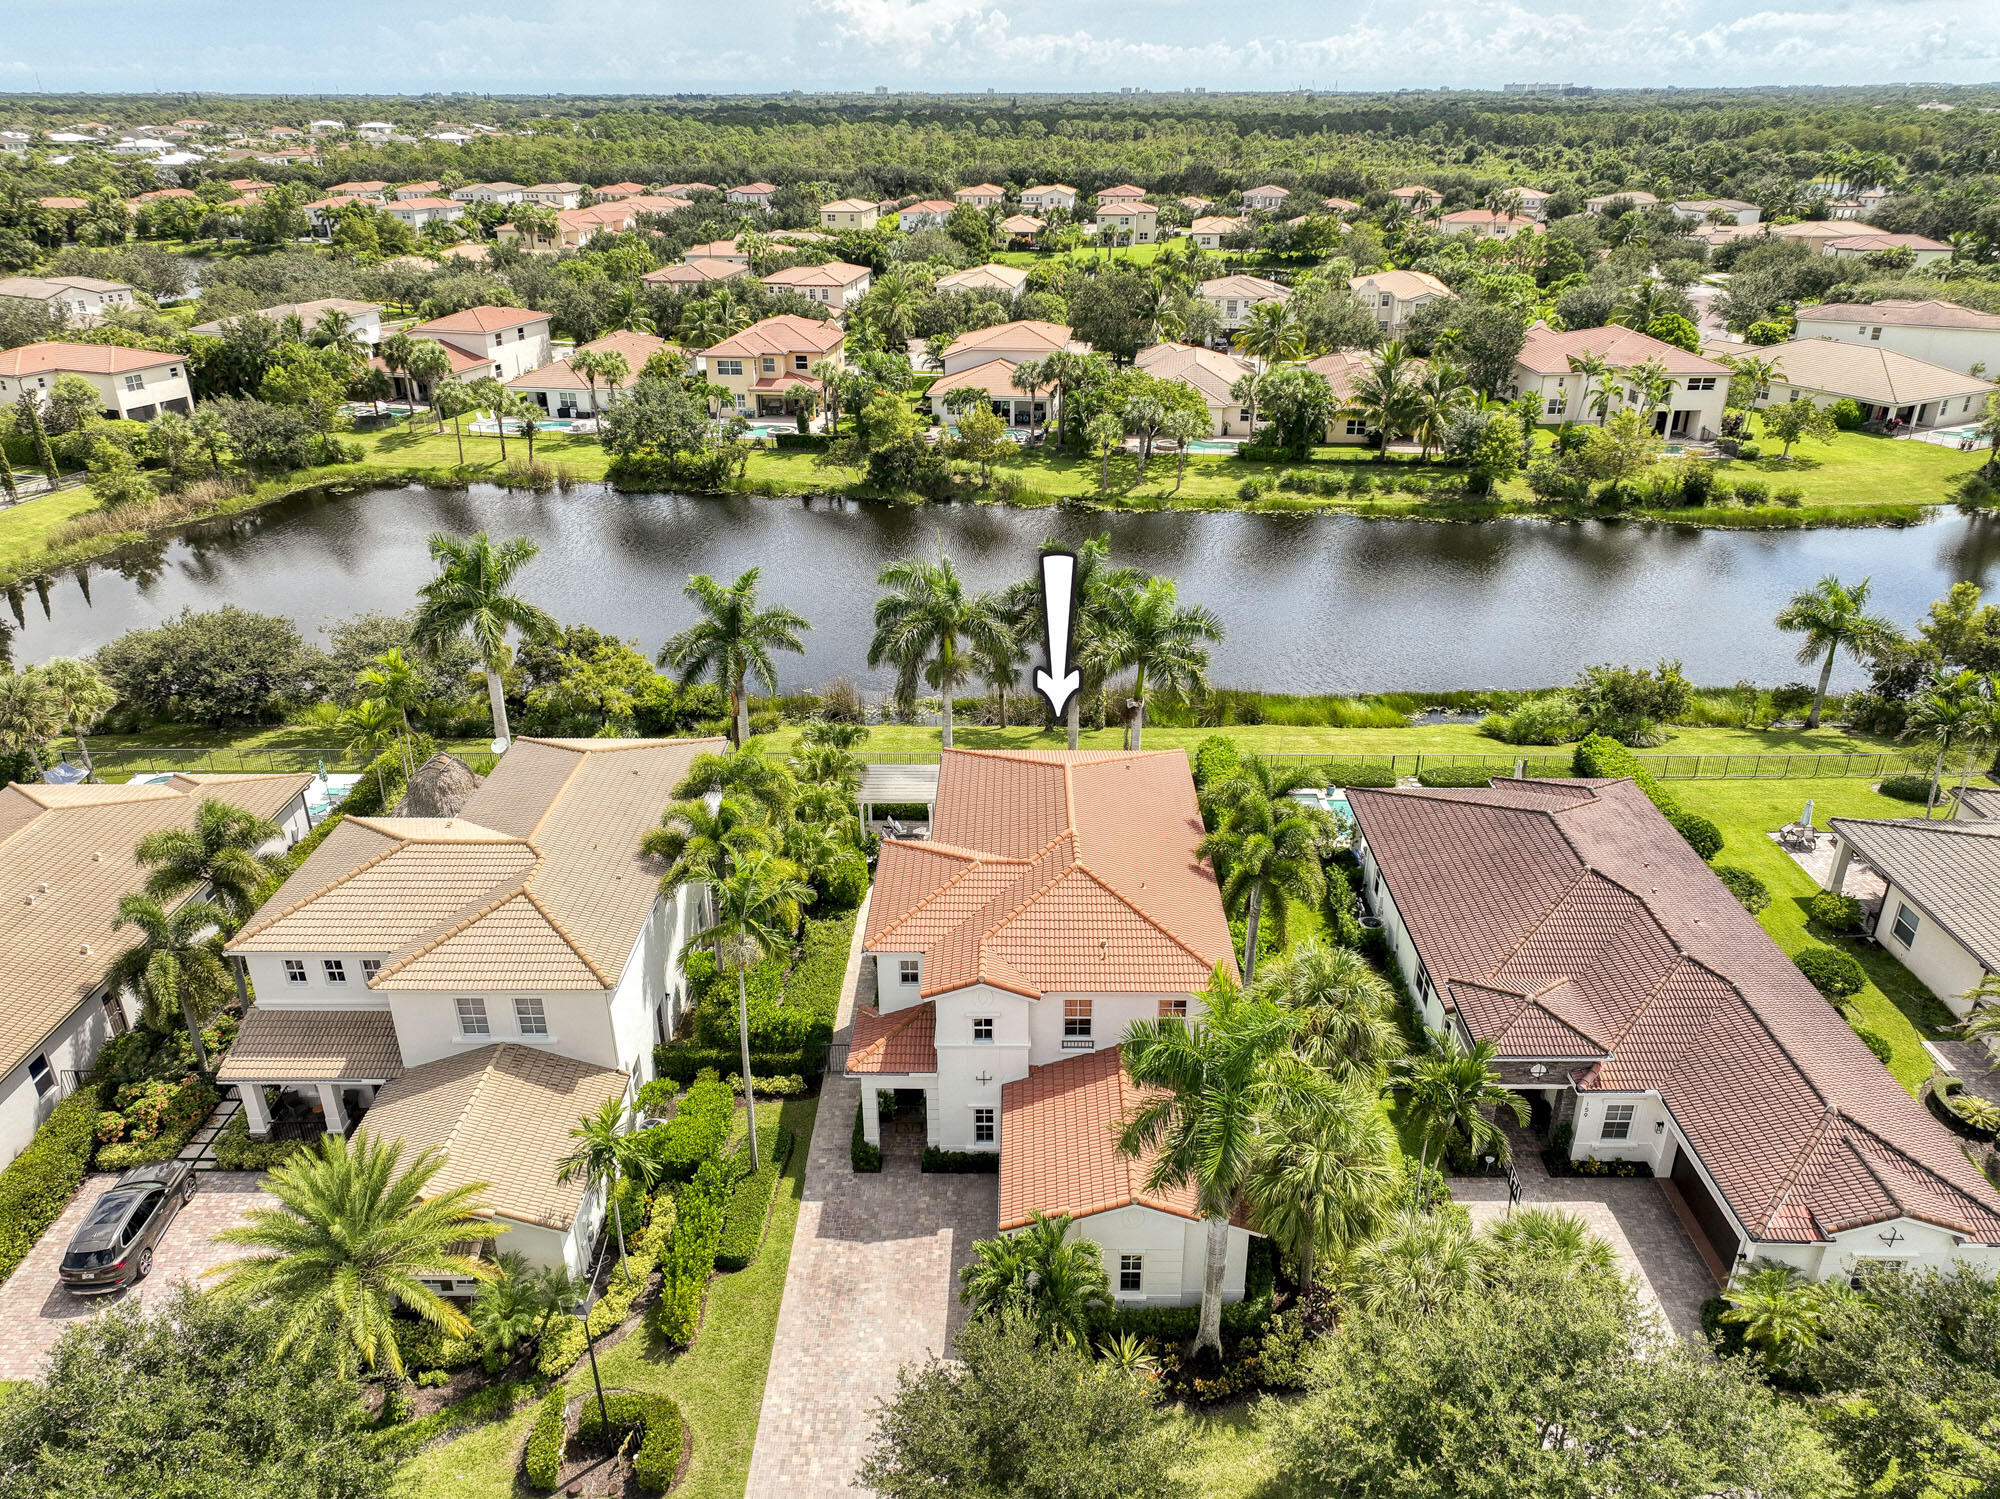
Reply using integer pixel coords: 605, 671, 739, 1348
1802, 798, 1814, 828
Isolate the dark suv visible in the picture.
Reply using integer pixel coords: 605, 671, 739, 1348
58, 1161, 197, 1295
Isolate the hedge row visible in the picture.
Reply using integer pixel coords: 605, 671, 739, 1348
534, 1211, 669, 1377
638, 1077, 735, 1182
523, 1387, 568, 1492
653, 1043, 827, 1089
715, 1130, 795, 1272
1413, 764, 1506, 788
1571, 734, 1724, 859
652, 1159, 729, 1347
0, 1092, 99, 1285
1319, 761, 1398, 789
921, 1146, 999, 1173
576, 1391, 685, 1494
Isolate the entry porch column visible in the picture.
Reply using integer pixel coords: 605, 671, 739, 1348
861, 1084, 881, 1148
316, 1081, 349, 1136
241, 1084, 271, 1139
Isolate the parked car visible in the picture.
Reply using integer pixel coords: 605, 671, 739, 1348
57, 1161, 197, 1295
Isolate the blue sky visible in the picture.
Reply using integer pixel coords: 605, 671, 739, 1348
1, 0, 1997, 94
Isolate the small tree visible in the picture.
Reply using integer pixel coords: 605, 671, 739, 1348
1161, 405, 1210, 490
949, 404, 1011, 488
1084, 412, 1125, 495
1760, 397, 1840, 459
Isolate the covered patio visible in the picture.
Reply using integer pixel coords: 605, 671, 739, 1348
857, 760, 939, 835
213, 1008, 404, 1138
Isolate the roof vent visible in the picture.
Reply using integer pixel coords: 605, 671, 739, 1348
22, 894, 34, 906
36, 882, 49, 893
79, 944, 91, 955
92, 851, 104, 861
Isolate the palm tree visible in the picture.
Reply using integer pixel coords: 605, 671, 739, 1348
1039, 535, 1144, 749
1625, 355, 1675, 431
1410, 358, 1471, 461
135, 797, 283, 922
189, 407, 230, 472
1119, 969, 1310, 1360
1250, 939, 1399, 1083
468, 1251, 541, 1362
661, 568, 811, 748
1096, 576, 1221, 749
1234, 298, 1305, 365
642, 795, 770, 913
1392, 1028, 1529, 1173
433, 380, 477, 463
1485, 1206, 1614, 1277
810, 357, 848, 435
1902, 669, 2000, 817
1162, 405, 1211, 490
338, 697, 402, 801
1723, 352, 1785, 411
603, 286, 656, 335
1613, 281, 1679, 332
1228, 370, 1265, 434
412, 531, 558, 747
0, 668, 61, 775
404, 341, 455, 427
311, 308, 366, 367
1199, 755, 1326, 982
958, 1210, 1112, 1349
1341, 341, 1423, 459
556, 1096, 656, 1279
1085, 412, 1126, 495
108, 893, 233, 1067
1353, 1209, 1482, 1315
1041, 348, 1093, 447
379, 329, 416, 398
1773, 574, 1900, 729
868, 548, 1005, 750
208, 1134, 496, 1378
1244, 1079, 1397, 1292
694, 852, 813, 1171
972, 605, 1030, 730
37, 656, 114, 779
357, 647, 424, 779
1720, 1263, 1825, 1369
1955, 976, 2000, 1049
1010, 357, 1048, 445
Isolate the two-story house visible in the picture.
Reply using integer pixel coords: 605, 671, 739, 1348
954, 184, 1006, 210
819, 198, 881, 230
521, 182, 585, 210
0, 274, 137, 325
1386, 185, 1442, 213
699, 314, 845, 418
928, 319, 1085, 426
0, 341, 195, 421
1198, 273, 1289, 334
450, 181, 525, 204
1018, 184, 1077, 214
1793, 299, 2000, 378
851, 749, 1255, 1307
897, 200, 955, 232
1093, 201, 1158, 245
406, 305, 554, 383
1349, 269, 1454, 338
220, 738, 720, 1275
1189, 216, 1245, 250
1241, 184, 1291, 213
191, 298, 385, 347
760, 261, 872, 313
727, 182, 778, 209
1513, 322, 1730, 439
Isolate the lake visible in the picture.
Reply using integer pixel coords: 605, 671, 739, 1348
7, 483, 1999, 692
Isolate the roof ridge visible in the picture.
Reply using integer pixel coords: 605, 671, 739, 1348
368, 874, 538, 983
519, 886, 616, 986
870, 856, 992, 946
1483, 866, 1596, 982
1068, 861, 1223, 975
1760, 1104, 1846, 1233
232, 830, 411, 944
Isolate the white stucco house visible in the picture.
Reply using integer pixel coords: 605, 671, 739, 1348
0, 775, 313, 1169
1350, 775, 2000, 1284
1670, 198, 1762, 226
760, 261, 872, 312
191, 298, 384, 346
1513, 322, 1731, 439
1792, 300, 2000, 380
0, 342, 196, 421
405, 305, 554, 383
1018, 184, 1077, 214
1135, 342, 1258, 436
1199, 274, 1289, 334
1188, 216, 1244, 250
897, 200, 955, 232
0, 274, 137, 324
221, 738, 721, 1275
1744, 338, 1995, 433
1349, 269, 1453, 338
851, 749, 1255, 1307
1242, 184, 1291, 213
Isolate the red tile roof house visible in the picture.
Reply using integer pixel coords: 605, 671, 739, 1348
1348, 775, 2000, 1283
376, 306, 554, 401
1511, 322, 1732, 440
854, 749, 1261, 1308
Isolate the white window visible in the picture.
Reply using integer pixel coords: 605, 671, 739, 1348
1158, 996, 1188, 1021
715, 359, 742, 376
899, 958, 920, 986
322, 959, 347, 984
761, 357, 775, 373
973, 1106, 995, 1143
515, 996, 548, 1036
27, 1053, 54, 1099
455, 997, 490, 1036
1686, 376, 1717, 392
361, 959, 382, 982
1601, 1103, 1636, 1141
123, 373, 144, 392
1345, 418, 1366, 436
1119, 1253, 1143, 1292
284, 960, 307, 984
1892, 902, 1920, 946
972, 1016, 994, 1042
1064, 996, 1093, 1042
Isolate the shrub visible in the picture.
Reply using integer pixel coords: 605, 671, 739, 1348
1191, 734, 1241, 790
1665, 808, 1724, 861
921, 1146, 1001, 1173
634, 1077, 735, 1181
851, 1097, 881, 1172
715, 1160, 781, 1272
1950, 1091, 2000, 1134
632, 1393, 685, 1493
1735, 442, 1762, 461
1480, 692, 1581, 746
1807, 890, 1864, 934
523, 1386, 567, 1491
0, 1091, 100, 1284
1795, 946, 1866, 1000
1414, 763, 1503, 788
1854, 1028, 1894, 1064
728, 1072, 807, 1098
1319, 760, 1398, 789
1829, 397, 1864, 431
1878, 774, 1933, 804
210, 1110, 310, 1169
652, 1159, 730, 1347
1712, 865, 1770, 914
654, 1043, 825, 1088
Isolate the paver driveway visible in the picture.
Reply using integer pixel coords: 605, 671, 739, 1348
0, 1170, 270, 1380
747, 909, 998, 1499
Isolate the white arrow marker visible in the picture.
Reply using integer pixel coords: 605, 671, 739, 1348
1034, 551, 1081, 719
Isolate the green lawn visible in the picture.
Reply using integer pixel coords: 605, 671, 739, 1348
1704, 427, 1991, 508
1671, 776, 1959, 1092
390, 1096, 812, 1499
1172, 1401, 1287, 1498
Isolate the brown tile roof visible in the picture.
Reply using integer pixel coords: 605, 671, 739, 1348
508, 332, 672, 391
930, 357, 1038, 400
0, 341, 181, 376
1348, 777, 2000, 1247
1828, 815, 2000, 972
933, 263, 1031, 295
229, 739, 721, 992
215, 1007, 404, 1082
1796, 299, 2000, 332
1136, 342, 1256, 405
1516, 322, 1732, 377
1096, 184, 1146, 199
0, 774, 312, 1081
1826, 232, 1950, 253
411, 304, 546, 335
360, 1044, 627, 1230
999, 214, 1045, 234
865, 750, 1235, 1001
848, 1000, 938, 1074
702, 314, 844, 360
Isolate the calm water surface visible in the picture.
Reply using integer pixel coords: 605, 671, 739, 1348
7, 484, 1999, 691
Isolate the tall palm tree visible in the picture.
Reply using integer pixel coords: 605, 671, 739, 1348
1341, 340, 1423, 459
357, 647, 424, 780
556, 1096, 657, 1279
1234, 298, 1305, 366
673, 746, 799, 826
694, 852, 813, 1170
1353, 1208, 1482, 1315
1954, 976, 2000, 1049
1722, 352, 1785, 412
1042, 535, 1144, 749
1250, 939, 1399, 1083
412, 531, 558, 747
135, 797, 283, 923
1720, 1263, 1826, 1369
972, 603, 1030, 730
108, 893, 233, 1068
0, 668, 61, 775
1410, 358, 1471, 461
1119, 969, 1310, 1359
209, 1134, 496, 1378
1162, 405, 1211, 490
1625, 355, 1675, 430
311, 308, 366, 367
1902, 669, 2000, 817
1199, 755, 1327, 982
958, 1210, 1112, 1349
1773, 574, 1900, 728
1041, 348, 1093, 447
1392, 1027, 1529, 1173
1096, 576, 1221, 749
37, 656, 115, 779
433, 380, 477, 462
868, 548, 1005, 750
661, 568, 811, 748
1244, 1079, 1397, 1292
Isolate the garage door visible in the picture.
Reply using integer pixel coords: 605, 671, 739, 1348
1670, 1147, 1740, 1267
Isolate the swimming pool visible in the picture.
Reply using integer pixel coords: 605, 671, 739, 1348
1184, 440, 1238, 454
1289, 787, 1356, 829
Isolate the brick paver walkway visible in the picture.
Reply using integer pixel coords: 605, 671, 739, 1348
747, 905, 998, 1499
0, 1170, 270, 1380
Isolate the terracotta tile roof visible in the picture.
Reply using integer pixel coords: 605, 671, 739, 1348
1440, 209, 1538, 230
508, 332, 671, 392
999, 1045, 1207, 1230
1516, 321, 1732, 377
1753, 339, 1994, 407
702, 314, 844, 360
229, 739, 721, 992
1828, 815, 2000, 971
617, 195, 693, 215
411, 304, 546, 335
0, 341, 181, 376
848, 1000, 938, 1074
731, 182, 778, 195
821, 198, 880, 213
760, 261, 871, 289
1826, 232, 1950, 253
0, 774, 311, 1082
1303, 348, 1430, 404
1797, 299, 2000, 332
1348, 777, 2000, 1247
900, 199, 956, 215
931, 357, 1041, 400
594, 182, 649, 198
215, 1007, 404, 1082
642, 260, 746, 285
866, 750, 1235, 1001
1096, 184, 1146, 199
360, 1043, 627, 1230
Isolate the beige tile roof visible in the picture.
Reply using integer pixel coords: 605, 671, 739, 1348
821, 198, 879, 213
1190, 216, 1245, 235
865, 750, 1236, 1001
1797, 300, 2000, 332
702, 315, 844, 360
941, 320, 1076, 361
360, 1044, 627, 1230
1758, 338, 1995, 406
1351, 269, 1453, 302
999, 214, 1045, 234
1516, 322, 1732, 377
229, 739, 721, 992
1136, 342, 1257, 406
760, 261, 871, 290
190, 297, 382, 337
0, 774, 312, 1080
934, 263, 1031, 296
1199, 274, 1289, 302
642, 260, 746, 286
215, 1007, 404, 1082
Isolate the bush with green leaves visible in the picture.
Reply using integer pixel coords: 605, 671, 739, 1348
1795, 945, 1867, 1000
1879, 774, 1934, 804
1713, 865, 1771, 913
211, 1109, 311, 1170
1666, 808, 1725, 861
0, 1091, 99, 1285
1415, 763, 1504, 788
852, 1097, 882, 1172
1320, 760, 1398, 789
1807, 890, 1865, 934
715, 1133, 792, 1272
652, 1159, 730, 1347
1853, 1027, 1894, 1064
523, 1386, 568, 1491
1479, 692, 1582, 746
570, 1389, 684, 1493
1573, 734, 1724, 860
633, 1075, 735, 1181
